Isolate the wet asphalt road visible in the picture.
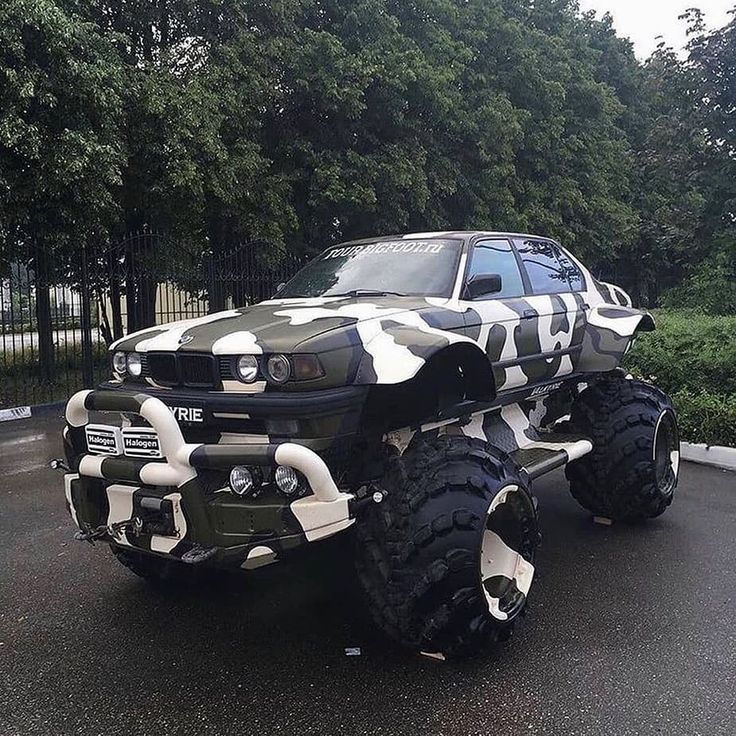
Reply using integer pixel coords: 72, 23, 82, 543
0, 415, 734, 736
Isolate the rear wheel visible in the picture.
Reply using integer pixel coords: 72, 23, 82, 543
355, 435, 539, 658
566, 376, 680, 521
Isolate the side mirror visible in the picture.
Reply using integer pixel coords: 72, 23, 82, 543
464, 273, 502, 300
273, 282, 286, 297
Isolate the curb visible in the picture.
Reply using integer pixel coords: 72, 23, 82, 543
681, 442, 736, 472
2, 403, 735, 473
0, 400, 65, 424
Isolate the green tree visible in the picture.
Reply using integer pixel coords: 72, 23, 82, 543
634, 8, 736, 310
72, 1, 298, 327
0, 0, 124, 376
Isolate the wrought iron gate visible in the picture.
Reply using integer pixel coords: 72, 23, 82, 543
0, 234, 302, 409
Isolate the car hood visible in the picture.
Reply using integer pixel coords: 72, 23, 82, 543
110, 295, 467, 356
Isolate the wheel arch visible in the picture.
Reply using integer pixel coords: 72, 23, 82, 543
578, 306, 656, 373
420, 341, 496, 401
362, 342, 496, 430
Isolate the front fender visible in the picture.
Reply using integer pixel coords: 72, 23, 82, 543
578, 305, 655, 373
353, 325, 480, 385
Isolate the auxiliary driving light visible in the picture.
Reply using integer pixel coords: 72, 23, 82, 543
229, 466, 254, 496
274, 465, 299, 495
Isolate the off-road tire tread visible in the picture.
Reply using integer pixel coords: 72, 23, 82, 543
566, 376, 677, 521
355, 435, 538, 658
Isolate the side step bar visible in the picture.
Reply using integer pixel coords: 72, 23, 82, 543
510, 434, 593, 480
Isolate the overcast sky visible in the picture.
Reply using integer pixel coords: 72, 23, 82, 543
578, 0, 735, 58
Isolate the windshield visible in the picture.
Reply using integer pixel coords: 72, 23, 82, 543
277, 239, 463, 299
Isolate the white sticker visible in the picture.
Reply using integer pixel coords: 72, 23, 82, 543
322, 241, 445, 259
86, 424, 123, 456
122, 427, 163, 459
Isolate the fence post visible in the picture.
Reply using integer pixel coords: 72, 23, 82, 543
79, 244, 95, 388
208, 252, 225, 314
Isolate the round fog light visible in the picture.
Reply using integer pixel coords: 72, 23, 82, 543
229, 466, 254, 496
274, 465, 299, 495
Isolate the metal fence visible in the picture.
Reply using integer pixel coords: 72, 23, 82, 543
0, 234, 302, 410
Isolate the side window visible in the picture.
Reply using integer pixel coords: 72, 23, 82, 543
517, 239, 580, 294
555, 246, 585, 291
467, 239, 525, 299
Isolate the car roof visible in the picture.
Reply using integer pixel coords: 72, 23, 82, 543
339, 231, 555, 245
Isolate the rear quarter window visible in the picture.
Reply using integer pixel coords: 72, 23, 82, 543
517, 240, 585, 294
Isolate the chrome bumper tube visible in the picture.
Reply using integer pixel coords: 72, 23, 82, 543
65, 389, 342, 502
63, 390, 354, 555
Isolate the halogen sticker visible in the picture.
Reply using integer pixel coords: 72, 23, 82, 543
122, 427, 163, 458
86, 424, 123, 456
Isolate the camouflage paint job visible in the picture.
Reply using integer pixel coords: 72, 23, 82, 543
63, 232, 654, 571
109, 231, 651, 399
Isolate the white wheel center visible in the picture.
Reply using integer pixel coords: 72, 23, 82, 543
480, 485, 536, 622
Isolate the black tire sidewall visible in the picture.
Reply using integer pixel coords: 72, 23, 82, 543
355, 435, 539, 656
566, 377, 680, 521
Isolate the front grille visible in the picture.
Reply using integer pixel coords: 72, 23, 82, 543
179, 354, 217, 388
219, 357, 236, 380
145, 352, 218, 389
147, 353, 178, 386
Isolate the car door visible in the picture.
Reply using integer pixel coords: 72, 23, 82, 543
461, 237, 588, 393
512, 238, 588, 385
460, 237, 534, 392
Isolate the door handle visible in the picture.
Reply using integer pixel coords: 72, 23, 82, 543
522, 309, 536, 319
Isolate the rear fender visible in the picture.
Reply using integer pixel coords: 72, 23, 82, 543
578, 305, 655, 373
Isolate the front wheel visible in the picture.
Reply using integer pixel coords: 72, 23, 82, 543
111, 546, 207, 586
355, 435, 539, 658
566, 376, 680, 521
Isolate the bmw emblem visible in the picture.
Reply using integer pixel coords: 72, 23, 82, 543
178, 335, 194, 345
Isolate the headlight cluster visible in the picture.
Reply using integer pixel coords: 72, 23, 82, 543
111, 350, 324, 385
233, 354, 324, 385
113, 351, 143, 378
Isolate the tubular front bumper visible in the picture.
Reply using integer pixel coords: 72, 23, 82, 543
63, 390, 355, 567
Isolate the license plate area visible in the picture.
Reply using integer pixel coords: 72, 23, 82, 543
133, 495, 176, 536
168, 402, 206, 425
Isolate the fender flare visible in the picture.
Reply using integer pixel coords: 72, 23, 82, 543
586, 305, 655, 340
354, 340, 495, 400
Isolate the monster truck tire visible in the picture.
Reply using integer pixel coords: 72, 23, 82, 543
355, 435, 539, 658
566, 376, 680, 521
111, 546, 206, 586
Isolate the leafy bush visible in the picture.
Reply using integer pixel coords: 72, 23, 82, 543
669, 389, 736, 447
626, 310, 736, 446
660, 259, 736, 316
626, 310, 736, 395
